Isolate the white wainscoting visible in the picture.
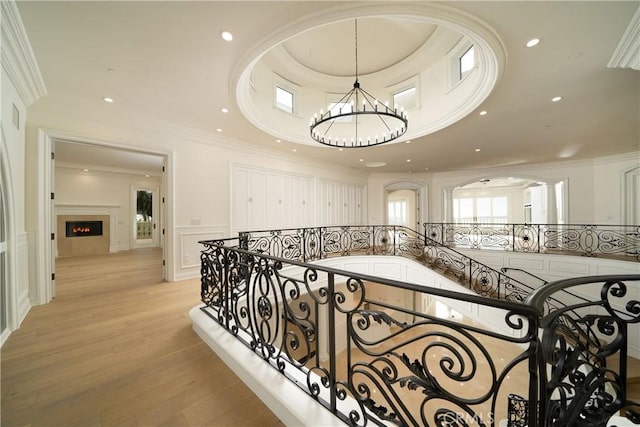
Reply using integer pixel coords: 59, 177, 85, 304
461, 249, 640, 284
17, 233, 30, 325
175, 225, 228, 281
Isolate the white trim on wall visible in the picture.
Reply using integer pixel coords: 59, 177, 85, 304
0, 129, 23, 344
0, 1, 47, 107
623, 166, 640, 226
383, 180, 428, 227
35, 129, 176, 309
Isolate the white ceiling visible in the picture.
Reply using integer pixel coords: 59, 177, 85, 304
16, 1, 640, 173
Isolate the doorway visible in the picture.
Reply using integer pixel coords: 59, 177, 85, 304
133, 186, 160, 248
384, 181, 427, 231
37, 130, 172, 305
387, 189, 417, 228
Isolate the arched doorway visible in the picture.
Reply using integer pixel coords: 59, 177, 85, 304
384, 181, 427, 231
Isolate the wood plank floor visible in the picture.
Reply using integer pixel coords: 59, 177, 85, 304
1, 248, 284, 427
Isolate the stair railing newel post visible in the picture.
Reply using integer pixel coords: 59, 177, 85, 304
513, 223, 516, 252
223, 245, 230, 331
327, 272, 337, 414
372, 225, 376, 255
393, 225, 396, 256
302, 227, 306, 262
528, 315, 541, 427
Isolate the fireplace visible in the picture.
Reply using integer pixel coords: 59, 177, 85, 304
65, 220, 103, 237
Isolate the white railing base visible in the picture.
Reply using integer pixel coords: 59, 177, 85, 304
190, 305, 346, 426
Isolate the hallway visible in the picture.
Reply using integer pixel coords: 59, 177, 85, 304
1, 248, 282, 426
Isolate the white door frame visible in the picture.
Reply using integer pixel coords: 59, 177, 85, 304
131, 185, 160, 248
36, 129, 174, 305
383, 180, 428, 231
0, 128, 19, 345
623, 166, 640, 226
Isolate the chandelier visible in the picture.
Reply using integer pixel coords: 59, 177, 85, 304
309, 20, 408, 148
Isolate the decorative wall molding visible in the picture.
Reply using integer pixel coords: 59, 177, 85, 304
0, 1, 47, 106
16, 233, 30, 324
608, 5, 640, 70
178, 226, 227, 270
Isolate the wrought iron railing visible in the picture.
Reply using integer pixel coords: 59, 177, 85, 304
524, 275, 640, 426
239, 225, 538, 304
200, 238, 541, 426
423, 223, 640, 261
199, 238, 640, 426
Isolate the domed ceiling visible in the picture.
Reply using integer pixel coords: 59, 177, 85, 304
280, 18, 438, 77
235, 7, 505, 148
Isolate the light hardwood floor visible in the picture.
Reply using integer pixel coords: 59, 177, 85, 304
1, 248, 284, 427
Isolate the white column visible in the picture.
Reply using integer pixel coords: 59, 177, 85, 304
546, 183, 558, 224
443, 188, 454, 223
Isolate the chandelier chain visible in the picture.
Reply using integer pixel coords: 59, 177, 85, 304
309, 18, 408, 148
355, 19, 358, 80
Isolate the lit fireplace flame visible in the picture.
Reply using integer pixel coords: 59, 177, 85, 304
73, 227, 92, 233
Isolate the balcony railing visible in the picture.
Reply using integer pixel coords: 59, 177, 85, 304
238, 226, 548, 308
423, 223, 640, 261
199, 226, 640, 426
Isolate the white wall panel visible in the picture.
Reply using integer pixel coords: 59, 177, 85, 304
548, 259, 591, 275
176, 226, 227, 280
17, 233, 30, 324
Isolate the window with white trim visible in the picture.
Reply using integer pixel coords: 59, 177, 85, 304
275, 86, 294, 114
453, 196, 508, 224
448, 39, 475, 87
388, 200, 408, 226
389, 76, 420, 111
393, 86, 416, 111
459, 46, 475, 79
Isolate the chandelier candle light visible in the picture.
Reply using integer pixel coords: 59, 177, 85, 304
309, 20, 408, 148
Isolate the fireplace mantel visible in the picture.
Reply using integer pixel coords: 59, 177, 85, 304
55, 205, 120, 254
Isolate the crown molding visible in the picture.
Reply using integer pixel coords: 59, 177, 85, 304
608, 5, 640, 70
1, 1, 47, 106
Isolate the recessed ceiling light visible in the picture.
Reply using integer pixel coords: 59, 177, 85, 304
338, 148, 343, 151
479, 110, 488, 116
83, 168, 89, 172
292, 149, 297, 152
406, 159, 411, 163
552, 96, 563, 102
216, 128, 223, 132
276, 139, 281, 143
103, 97, 114, 103
475, 148, 481, 152
365, 162, 386, 168
145, 174, 150, 178
359, 159, 364, 162
526, 38, 540, 48
424, 167, 429, 171
221, 31, 233, 42
406, 140, 411, 144
221, 108, 229, 113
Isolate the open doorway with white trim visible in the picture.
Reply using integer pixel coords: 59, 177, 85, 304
36, 129, 173, 306
132, 186, 160, 248
384, 181, 427, 232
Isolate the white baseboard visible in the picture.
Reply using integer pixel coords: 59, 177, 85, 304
17, 289, 31, 325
